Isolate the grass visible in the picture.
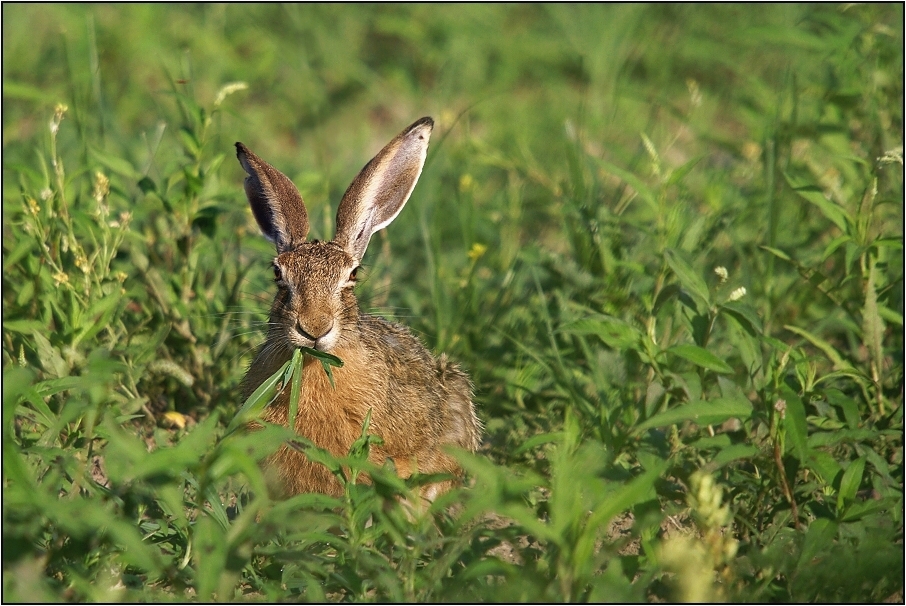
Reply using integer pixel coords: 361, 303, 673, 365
3, 3, 903, 602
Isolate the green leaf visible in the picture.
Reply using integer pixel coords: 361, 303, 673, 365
3, 80, 56, 102
287, 348, 303, 433
301, 348, 341, 366
781, 386, 809, 462
584, 461, 665, 534
821, 233, 852, 262
857, 444, 895, 485
836, 457, 866, 515
724, 313, 762, 377
806, 450, 843, 486
179, 127, 202, 159
561, 315, 642, 349
16, 280, 35, 307
797, 518, 838, 573
17, 391, 57, 429
785, 173, 851, 232
459, 558, 517, 582
90, 146, 140, 180
300, 346, 343, 388
2, 238, 34, 272
73, 290, 123, 347
761, 245, 793, 262
664, 249, 710, 305
31, 333, 68, 378
668, 344, 733, 373
103, 517, 164, 573
807, 415, 846, 431
595, 158, 659, 213
2, 320, 46, 334
666, 155, 703, 185
192, 514, 227, 602
718, 300, 763, 334
784, 325, 858, 374
824, 389, 861, 429
137, 176, 157, 193
844, 241, 864, 275
225, 356, 293, 435
635, 396, 752, 431
513, 431, 565, 455
269, 492, 344, 515
710, 444, 760, 469
33, 375, 93, 398
347, 409, 376, 462
876, 303, 903, 327
840, 497, 894, 523
4, 367, 36, 425
807, 429, 879, 450
211, 424, 292, 493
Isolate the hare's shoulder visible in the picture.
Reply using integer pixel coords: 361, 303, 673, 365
356, 313, 471, 394
357, 313, 436, 367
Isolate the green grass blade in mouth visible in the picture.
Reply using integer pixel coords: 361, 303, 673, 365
287, 348, 304, 432
226, 348, 343, 434
299, 346, 343, 389
225, 353, 296, 435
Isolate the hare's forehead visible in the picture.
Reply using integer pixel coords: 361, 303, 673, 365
274, 242, 353, 277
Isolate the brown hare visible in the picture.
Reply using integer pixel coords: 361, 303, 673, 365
236, 117, 480, 501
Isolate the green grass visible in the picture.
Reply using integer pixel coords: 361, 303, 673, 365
3, 4, 903, 602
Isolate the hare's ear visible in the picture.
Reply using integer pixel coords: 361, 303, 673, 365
334, 117, 433, 263
236, 142, 309, 253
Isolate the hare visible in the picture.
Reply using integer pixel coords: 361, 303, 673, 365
236, 117, 480, 501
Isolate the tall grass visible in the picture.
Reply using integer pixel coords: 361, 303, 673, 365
3, 4, 903, 602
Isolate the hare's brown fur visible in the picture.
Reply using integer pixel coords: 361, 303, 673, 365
237, 118, 480, 499
242, 314, 477, 498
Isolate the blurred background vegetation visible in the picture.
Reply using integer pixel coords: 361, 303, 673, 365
3, 4, 903, 602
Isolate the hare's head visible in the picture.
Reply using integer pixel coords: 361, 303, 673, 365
237, 117, 433, 353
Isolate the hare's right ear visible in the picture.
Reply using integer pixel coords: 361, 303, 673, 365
236, 142, 309, 253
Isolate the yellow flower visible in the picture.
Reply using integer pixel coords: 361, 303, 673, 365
742, 141, 762, 162
467, 243, 487, 261
162, 411, 189, 429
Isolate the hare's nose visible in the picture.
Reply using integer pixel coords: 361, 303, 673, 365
295, 321, 317, 342
296, 319, 333, 342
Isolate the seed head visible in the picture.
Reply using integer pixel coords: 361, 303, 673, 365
728, 286, 747, 302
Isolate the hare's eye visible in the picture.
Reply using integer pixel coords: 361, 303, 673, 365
349, 266, 359, 282
273, 266, 283, 282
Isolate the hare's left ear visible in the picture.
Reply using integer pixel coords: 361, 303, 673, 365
334, 117, 433, 263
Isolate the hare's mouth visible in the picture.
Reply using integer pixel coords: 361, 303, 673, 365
289, 321, 338, 352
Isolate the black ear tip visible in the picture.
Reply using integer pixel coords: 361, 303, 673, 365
236, 142, 254, 160
407, 117, 434, 134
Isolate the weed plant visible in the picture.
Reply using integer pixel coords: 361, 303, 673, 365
3, 4, 903, 602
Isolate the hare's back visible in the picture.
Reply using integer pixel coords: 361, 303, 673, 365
357, 314, 479, 452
